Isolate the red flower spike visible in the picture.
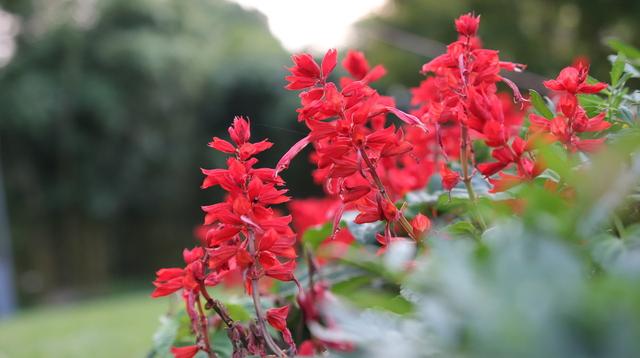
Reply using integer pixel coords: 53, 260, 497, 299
154, 116, 300, 356
413, 13, 533, 193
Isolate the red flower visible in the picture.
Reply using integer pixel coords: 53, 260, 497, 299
266, 305, 290, 331
440, 165, 460, 191
285, 49, 337, 90
410, 213, 431, 237
454, 13, 480, 37
151, 268, 184, 298
543, 63, 607, 95
170, 345, 200, 358
298, 340, 320, 356
267, 305, 295, 346
342, 50, 369, 80
530, 64, 610, 153
341, 50, 386, 85
151, 247, 204, 298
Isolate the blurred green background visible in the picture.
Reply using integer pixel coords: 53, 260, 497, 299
0, 0, 637, 355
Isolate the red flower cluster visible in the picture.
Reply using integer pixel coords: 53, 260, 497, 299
478, 63, 610, 192
531, 63, 610, 152
152, 117, 298, 357
412, 12, 528, 193
280, 49, 432, 248
201, 117, 297, 289
151, 12, 618, 358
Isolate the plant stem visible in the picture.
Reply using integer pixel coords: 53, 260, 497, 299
460, 125, 487, 231
359, 148, 417, 240
247, 231, 287, 357
196, 296, 216, 358
199, 283, 234, 328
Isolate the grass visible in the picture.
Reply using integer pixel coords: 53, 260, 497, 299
0, 292, 168, 358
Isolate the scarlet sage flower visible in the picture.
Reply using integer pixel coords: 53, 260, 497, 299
151, 247, 204, 298
152, 116, 299, 357
413, 13, 532, 193
267, 305, 295, 346
531, 63, 610, 153
279, 48, 433, 248
543, 63, 607, 95
440, 164, 460, 191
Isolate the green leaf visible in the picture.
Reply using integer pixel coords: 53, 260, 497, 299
151, 315, 179, 358
335, 289, 414, 315
529, 89, 554, 119
225, 302, 252, 322
446, 221, 480, 240
302, 222, 333, 250
536, 168, 561, 183
608, 39, 640, 60
579, 94, 606, 117
611, 53, 626, 86
332, 275, 374, 295
211, 329, 234, 357
609, 52, 625, 86
591, 235, 625, 270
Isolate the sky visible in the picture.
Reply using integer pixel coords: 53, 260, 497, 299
231, 0, 387, 52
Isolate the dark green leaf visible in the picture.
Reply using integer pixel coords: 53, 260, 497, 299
608, 39, 640, 60
529, 89, 554, 119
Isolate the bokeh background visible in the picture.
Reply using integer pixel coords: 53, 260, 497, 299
0, 0, 638, 355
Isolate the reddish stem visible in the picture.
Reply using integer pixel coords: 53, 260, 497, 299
358, 148, 417, 240
196, 296, 216, 358
247, 231, 288, 357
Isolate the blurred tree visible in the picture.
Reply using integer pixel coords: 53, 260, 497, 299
0, 0, 314, 304
0, 146, 16, 317
355, 0, 640, 88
